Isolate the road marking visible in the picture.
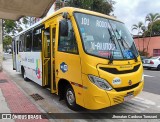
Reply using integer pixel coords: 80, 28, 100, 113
144, 74, 154, 77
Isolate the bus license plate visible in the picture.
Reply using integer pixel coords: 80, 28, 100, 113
124, 92, 134, 101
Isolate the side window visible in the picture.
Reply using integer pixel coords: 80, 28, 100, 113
12, 39, 16, 53
58, 20, 78, 54
16, 41, 19, 54
33, 27, 42, 51
19, 41, 22, 52
24, 31, 32, 52
19, 34, 24, 52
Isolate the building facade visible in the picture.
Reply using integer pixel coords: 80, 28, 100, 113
134, 36, 160, 57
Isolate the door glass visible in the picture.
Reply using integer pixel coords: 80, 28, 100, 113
52, 28, 56, 57
44, 28, 50, 58
58, 20, 78, 54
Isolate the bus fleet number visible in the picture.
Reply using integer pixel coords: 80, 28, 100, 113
81, 18, 89, 26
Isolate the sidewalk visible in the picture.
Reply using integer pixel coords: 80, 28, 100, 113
0, 71, 48, 122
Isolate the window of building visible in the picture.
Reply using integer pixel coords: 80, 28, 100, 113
33, 26, 43, 51
24, 31, 32, 52
58, 20, 78, 54
153, 49, 160, 56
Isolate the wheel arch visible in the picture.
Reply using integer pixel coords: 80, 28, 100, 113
58, 78, 73, 101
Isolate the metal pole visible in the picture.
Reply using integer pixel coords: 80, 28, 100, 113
0, 19, 3, 71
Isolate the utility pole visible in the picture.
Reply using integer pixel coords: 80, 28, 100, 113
0, 19, 3, 71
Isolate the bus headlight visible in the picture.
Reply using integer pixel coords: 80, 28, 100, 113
88, 75, 112, 91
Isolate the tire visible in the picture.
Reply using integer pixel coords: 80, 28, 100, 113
22, 68, 29, 81
65, 85, 79, 111
157, 65, 160, 71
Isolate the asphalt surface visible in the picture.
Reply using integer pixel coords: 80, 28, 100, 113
143, 68, 160, 95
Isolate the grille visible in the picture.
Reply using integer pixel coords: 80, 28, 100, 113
0, 79, 8, 83
114, 82, 140, 92
30, 93, 44, 101
99, 64, 140, 74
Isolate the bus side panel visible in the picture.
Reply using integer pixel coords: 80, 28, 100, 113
55, 52, 84, 107
21, 52, 42, 86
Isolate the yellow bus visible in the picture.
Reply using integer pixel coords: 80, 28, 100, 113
12, 7, 144, 110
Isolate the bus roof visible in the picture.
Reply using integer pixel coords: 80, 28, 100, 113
44, 7, 121, 23
14, 7, 122, 37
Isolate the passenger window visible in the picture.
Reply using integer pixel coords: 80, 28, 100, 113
33, 27, 42, 51
58, 20, 78, 54
19, 41, 22, 52
25, 31, 32, 52
19, 34, 24, 52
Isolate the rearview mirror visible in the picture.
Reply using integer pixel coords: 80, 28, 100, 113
59, 19, 68, 36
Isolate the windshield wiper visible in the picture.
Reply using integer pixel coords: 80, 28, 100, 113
108, 53, 113, 64
115, 29, 138, 62
107, 28, 115, 64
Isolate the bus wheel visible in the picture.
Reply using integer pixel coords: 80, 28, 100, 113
22, 68, 29, 81
65, 85, 78, 111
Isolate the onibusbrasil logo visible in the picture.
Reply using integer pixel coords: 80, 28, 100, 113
35, 59, 41, 79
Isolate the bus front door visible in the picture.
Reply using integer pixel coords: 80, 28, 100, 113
42, 25, 56, 93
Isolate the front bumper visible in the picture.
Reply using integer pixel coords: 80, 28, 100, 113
107, 81, 144, 106
82, 74, 144, 110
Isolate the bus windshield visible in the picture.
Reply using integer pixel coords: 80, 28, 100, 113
74, 13, 138, 60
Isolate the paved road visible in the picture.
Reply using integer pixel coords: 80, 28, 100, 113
143, 68, 160, 95
2, 59, 160, 121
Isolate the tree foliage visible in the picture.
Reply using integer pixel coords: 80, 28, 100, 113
67, 0, 115, 15
132, 21, 144, 50
2, 17, 31, 50
3, 35, 12, 51
132, 13, 160, 56
145, 13, 160, 53
146, 20, 160, 36
3, 20, 23, 36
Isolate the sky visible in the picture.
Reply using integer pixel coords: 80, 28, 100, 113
113, 0, 160, 35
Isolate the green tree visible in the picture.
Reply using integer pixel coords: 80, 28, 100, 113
150, 20, 160, 35
3, 19, 22, 51
67, 0, 115, 15
145, 13, 160, 53
132, 21, 144, 51
2, 16, 32, 51
3, 35, 12, 52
